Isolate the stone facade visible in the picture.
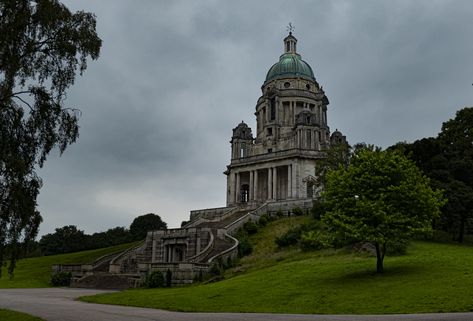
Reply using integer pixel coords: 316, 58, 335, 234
225, 32, 345, 207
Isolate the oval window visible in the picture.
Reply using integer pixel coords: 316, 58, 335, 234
306, 84, 311, 90
284, 82, 290, 88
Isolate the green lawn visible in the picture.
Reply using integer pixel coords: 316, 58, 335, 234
81, 216, 473, 314
0, 242, 138, 288
0, 309, 44, 321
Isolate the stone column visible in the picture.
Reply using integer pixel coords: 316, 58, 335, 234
228, 172, 234, 205
267, 167, 272, 200
151, 235, 156, 262
254, 170, 259, 201
273, 167, 278, 200
249, 171, 254, 201
287, 165, 292, 198
292, 162, 297, 198
236, 172, 240, 203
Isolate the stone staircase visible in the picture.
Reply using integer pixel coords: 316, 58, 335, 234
61, 203, 264, 289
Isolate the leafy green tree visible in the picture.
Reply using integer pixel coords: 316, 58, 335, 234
390, 108, 473, 242
39, 225, 88, 255
130, 213, 167, 240
322, 148, 445, 273
0, 0, 101, 277
314, 140, 351, 190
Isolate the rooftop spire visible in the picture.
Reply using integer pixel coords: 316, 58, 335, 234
284, 23, 297, 54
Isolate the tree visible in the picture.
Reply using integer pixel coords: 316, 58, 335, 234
322, 148, 445, 273
314, 141, 351, 191
39, 225, 88, 255
130, 213, 167, 240
0, 0, 101, 277
389, 108, 473, 242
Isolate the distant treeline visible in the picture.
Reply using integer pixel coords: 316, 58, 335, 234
23, 213, 167, 257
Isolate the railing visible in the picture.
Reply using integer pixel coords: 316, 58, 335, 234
189, 206, 237, 221
224, 202, 268, 235
185, 206, 239, 228
231, 148, 325, 166
109, 241, 146, 272
187, 229, 214, 263
208, 232, 239, 263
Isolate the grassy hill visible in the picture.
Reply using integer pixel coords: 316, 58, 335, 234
81, 216, 473, 314
0, 242, 138, 288
0, 309, 44, 321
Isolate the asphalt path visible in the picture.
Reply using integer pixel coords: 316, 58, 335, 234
0, 288, 472, 321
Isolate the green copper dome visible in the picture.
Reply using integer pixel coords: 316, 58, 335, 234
265, 53, 315, 83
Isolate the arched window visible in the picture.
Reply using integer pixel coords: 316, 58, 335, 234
307, 182, 314, 198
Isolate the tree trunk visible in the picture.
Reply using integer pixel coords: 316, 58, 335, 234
375, 242, 384, 273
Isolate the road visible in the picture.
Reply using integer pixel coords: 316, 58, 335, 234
0, 288, 472, 321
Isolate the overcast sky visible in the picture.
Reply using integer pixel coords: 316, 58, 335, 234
36, 0, 473, 236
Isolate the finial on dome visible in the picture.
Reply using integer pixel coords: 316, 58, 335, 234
284, 23, 297, 54
286, 22, 295, 35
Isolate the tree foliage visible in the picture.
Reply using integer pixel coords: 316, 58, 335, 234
129, 213, 167, 241
390, 107, 473, 242
0, 0, 101, 277
322, 147, 445, 273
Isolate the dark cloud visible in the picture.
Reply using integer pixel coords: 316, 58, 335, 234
37, 0, 473, 235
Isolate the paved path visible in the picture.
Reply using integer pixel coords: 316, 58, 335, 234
0, 288, 472, 321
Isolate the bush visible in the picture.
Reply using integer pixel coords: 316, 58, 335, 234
300, 230, 335, 251
50, 271, 72, 286
243, 221, 258, 235
144, 271, 165, 288
238, 237, 253, 257
275, 227, 302, 248
310, 200, 326, 220
292, 207, 304, 216
258, 215, 268, 227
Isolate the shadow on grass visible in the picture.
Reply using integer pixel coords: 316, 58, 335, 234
321, 264, 425, 286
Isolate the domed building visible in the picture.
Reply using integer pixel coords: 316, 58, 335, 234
61, 31, 348, 288
225, 31, 346, 208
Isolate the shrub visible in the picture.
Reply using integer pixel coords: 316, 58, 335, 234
50, 271, 72, 286
276, 210, 284, 218
310, 200, 326, 220
300, 230, 334, 251
292, 207, 304, 216
258, 215, 268, 227
243, 221, 258, 235
238, 237, 253, 257
275, 227, 302, 248
144, 271, 165, 288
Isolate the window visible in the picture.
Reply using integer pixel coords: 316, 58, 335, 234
306, 84, 311, 90
284, 82, 290, 88
267, 127, 273, 136
268, 148, 273, 153
270, 98, 276, 120
286, 42, 290, 52
307, 182, 314, 198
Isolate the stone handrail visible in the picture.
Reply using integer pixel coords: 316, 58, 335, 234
184, 206, 239, 228
109, 241, 145, 267
208, 232, 239, 263
224, 202, 268, 235
187, 229, 215, 263
231, 148, 325, 166
189, 206, 237, 221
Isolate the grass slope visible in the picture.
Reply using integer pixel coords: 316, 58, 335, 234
0, 309, 44, 321
0, 242, 138, 288
81, 216, 473, 314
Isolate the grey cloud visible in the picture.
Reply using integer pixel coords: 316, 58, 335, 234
37, 0, 473, 236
